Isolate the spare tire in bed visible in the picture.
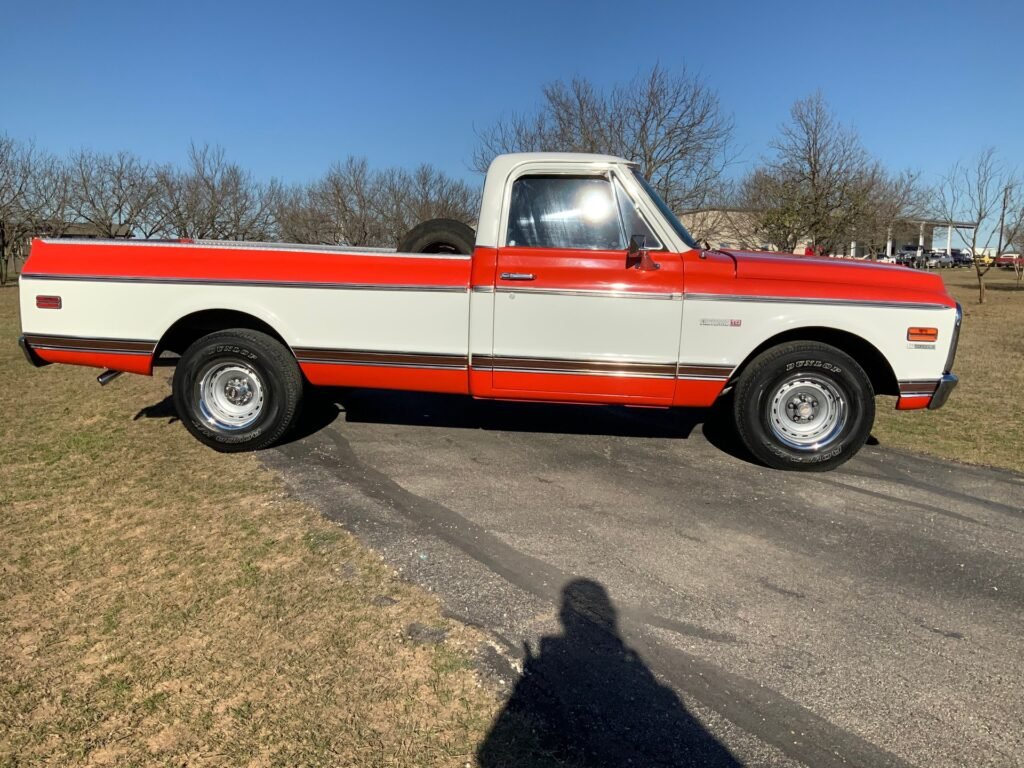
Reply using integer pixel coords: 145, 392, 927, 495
397, 218, 476, 254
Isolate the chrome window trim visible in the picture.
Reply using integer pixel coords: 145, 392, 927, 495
609, 173, 664, 251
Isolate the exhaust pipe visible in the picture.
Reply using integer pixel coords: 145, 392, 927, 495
97, 369, 123, 386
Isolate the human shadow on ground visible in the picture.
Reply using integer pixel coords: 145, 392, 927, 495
476, 579, 742, 767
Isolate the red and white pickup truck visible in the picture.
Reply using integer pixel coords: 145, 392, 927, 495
18, 152, 961, 470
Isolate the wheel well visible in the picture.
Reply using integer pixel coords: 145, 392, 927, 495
732, 327, 899, 396
156, 310, 292, 358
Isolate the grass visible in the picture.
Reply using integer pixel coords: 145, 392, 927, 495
0, 285, 506, 766
1, 268, 1019, 764
873, 267, 1024, 473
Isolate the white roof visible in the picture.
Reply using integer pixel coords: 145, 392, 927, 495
486, 152, 632, 177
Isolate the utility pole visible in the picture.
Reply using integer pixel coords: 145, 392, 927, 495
996, 184, 1010, 259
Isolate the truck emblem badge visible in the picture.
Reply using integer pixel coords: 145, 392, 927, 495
700, 318, 742, 327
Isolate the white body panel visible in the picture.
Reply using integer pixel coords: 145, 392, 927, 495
678, 297, 959, 381
19, 278, 470, 356
493, 292, 681, 364
20, 276, 958, 384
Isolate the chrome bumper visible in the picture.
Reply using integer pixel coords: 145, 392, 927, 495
928, 373, 958, 410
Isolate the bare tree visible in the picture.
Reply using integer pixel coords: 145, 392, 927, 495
855, 168, 927, 259
276, 158, 479, 248
999, 185, 1024, 289
155, 143, 276, 240
736, 93, 925, 259
273, 183, 337, 245
377, 164, 479, 243
473, 64, 734, 212
932, 148, 1023, 302
737, 168, 805, 252
67, 149, 159, 238
0, 138, 74, 284
0, 135, 34, 284
765, 92, 876, 254
313, 156, 386, 247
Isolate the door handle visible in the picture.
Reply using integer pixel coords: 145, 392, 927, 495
500, 272, 536, 281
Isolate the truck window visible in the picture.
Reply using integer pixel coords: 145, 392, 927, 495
629, 168, 700, 250
506, 175, 624, 250
612, 175, 662, 250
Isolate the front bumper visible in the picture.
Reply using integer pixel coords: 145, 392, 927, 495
927, 373, 958, 410
929, 303, 962, 410
18, 335, 50, 368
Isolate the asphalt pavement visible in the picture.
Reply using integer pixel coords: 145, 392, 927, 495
261, 390, 1023, 768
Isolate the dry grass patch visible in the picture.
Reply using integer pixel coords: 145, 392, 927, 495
0, 285, 506, 766
873, 268, 1024, 473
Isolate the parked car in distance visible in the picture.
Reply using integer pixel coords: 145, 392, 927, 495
931, 252, 954, 269
995, 253, 1023, 268
875, 254, 896, 264
895, 248, 922, 266
950, 249, 974, 267
975, 253, 994, 266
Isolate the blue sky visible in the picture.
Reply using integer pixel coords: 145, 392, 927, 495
3, 0, 1022, 187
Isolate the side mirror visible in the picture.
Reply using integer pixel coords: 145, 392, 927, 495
627, 234, 661, 271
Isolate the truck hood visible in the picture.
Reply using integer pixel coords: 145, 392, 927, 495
722, 249, 950, 298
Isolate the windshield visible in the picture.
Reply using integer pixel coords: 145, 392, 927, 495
630, 168, 699, 250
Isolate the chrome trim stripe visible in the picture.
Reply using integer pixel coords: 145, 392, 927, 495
21, 273, 469, 293
294, 348, 468, 370
495, 286, 680, 300
474, 364, 677, 379
23, 333, 157, 356
37, 238, 472, 260
898, 379, 941, 395
472, 354, 680, 379
28, 344, 153, 356
677, 364, 733, 379
683, 293, 953, 310
471, 285, 495, 293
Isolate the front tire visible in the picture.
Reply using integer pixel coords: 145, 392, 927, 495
732, 342, 874, 471
172, 329, 303, 452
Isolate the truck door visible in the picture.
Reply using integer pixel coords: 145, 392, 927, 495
486, 172, 683, 404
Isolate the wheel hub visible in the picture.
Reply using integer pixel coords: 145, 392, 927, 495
768, 375, 847, 451
197, 362, 265, 431
224, 377, 254, 406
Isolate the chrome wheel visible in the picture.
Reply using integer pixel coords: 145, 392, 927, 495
197, 361, 265, 431
767, 374, 847, 451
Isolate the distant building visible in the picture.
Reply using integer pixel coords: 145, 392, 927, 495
680, 208, 972, 257
56, 222, 133, 239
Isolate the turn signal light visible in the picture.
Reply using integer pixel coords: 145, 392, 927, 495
36, 295, 62, 309
907, 327, 938, 342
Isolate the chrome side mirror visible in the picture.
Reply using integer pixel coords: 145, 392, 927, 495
628, 234, 661, 271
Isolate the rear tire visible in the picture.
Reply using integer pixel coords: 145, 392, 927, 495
732, 341, 874, 471
397, 218, 475, 255
172, 329, 302, 452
